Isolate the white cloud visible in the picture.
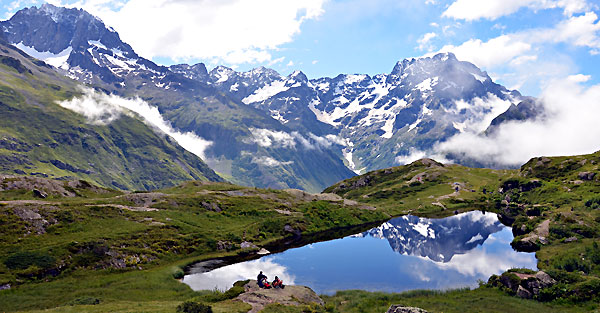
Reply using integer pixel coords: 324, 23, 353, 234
433, 12, 600, 92
183, 257, 295, 291
59, 88, 213, 159
3, 0, 37, 19
436, 35, 532, 68
568, 73, 592, 82
442, 0, 590, 21
402, 79, 600, 167
251, 156, 294, 167
268, 57, 286, 66
246, 128, 297, 149
395, 147, 431, 165
61, 0, 326, 64
541, 11, 600, 49
417, 32, 437, 51
245, 128, 347, 151
434, 234, 537, 277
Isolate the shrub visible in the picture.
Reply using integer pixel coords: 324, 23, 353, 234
176, 301, 212, 313
538, 283, 569, 302
409, 181, 422, 187
549, 224, 572, 239
573, 278, 600, 301
198, 282, 247, 303
222, 285, 245, 299
545, 269, 582, 284
552, 255, 590, 273
585, 196, 600, 209
4, 251, 55, 270
68, 296, 101, 305
172, 269, 184, 279
588, 241, 600, 265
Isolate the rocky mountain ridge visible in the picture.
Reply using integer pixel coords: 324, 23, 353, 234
0, 4, 355, 193
0, 36, 221, 190
1, 4, 541, 191
200, 53, 523, 173
358, 211, 504, 262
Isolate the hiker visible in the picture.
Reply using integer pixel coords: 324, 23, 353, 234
257, 271, 271, 288
272, 276, 284, 289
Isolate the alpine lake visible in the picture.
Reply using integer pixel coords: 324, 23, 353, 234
183, 211, 537, 295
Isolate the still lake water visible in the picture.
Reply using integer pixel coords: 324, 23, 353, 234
183, 211, 537, 295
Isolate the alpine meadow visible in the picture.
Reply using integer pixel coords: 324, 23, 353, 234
0, 1, 599, 313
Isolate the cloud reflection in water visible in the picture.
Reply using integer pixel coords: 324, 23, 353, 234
183, 258, 296, 291
184, 211, 537, 294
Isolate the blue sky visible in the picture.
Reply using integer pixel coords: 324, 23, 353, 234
2, 0, 600, 96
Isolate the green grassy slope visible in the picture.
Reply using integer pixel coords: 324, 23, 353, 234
0, 40, 222, 190
0, 178, 385, 311
325, 154, 600, 305
324, 158, 511, 217
97, 61, 356, 194
1, 152, 599, 312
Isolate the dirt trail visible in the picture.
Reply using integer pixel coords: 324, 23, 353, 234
0, 200, 55, 206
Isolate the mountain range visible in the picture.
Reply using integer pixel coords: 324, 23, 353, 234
358, 211, 504, 262
0, 4, 541, 192
0, 31, 221, 190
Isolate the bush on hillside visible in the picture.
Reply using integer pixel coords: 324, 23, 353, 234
176, 301, 212, 313
4, 251, 55, 270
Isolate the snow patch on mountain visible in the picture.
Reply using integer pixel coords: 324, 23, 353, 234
344, 74, 367, 84
14, 42, 72, 69
88, 40, 107, 50
242, 80, 289, 104
466, 233, 484, 244
472, 73, 487, 83
270, 109, 288, 124
411, 220, 433, 238
415, 77, 438, 92
343, 148, 357, 173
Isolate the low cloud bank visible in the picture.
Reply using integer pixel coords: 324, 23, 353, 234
397, 79, 600, 167
59, 88, 212, 160
246, 127, 347, 151
251, 156, 294, 167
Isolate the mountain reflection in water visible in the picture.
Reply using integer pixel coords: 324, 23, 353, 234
183, 211, 537, 295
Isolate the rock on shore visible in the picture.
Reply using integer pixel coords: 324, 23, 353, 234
237, 280, 324, 313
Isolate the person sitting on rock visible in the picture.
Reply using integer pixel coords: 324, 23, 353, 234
272, 276, 284, 289
257, 271, 270, 288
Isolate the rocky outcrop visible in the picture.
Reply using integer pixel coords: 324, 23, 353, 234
12, 206, 51, 234
489, 270, 556, 299
216, 240, 233, 251
0, 175, 107, 197
511, 219, 550, 252
201, 201, 222, 212
578, 172, 596, 181
386, 305, 429, 313
237, 280, 324, 313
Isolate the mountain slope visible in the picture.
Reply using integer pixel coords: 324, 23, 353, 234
0, 4, 355, 193
189, 53, 523, 174
0, 35, 222, 190
1, 4, 536, 190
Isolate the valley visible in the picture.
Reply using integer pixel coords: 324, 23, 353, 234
1, 151, 599, 312
0, 3, 598, 313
